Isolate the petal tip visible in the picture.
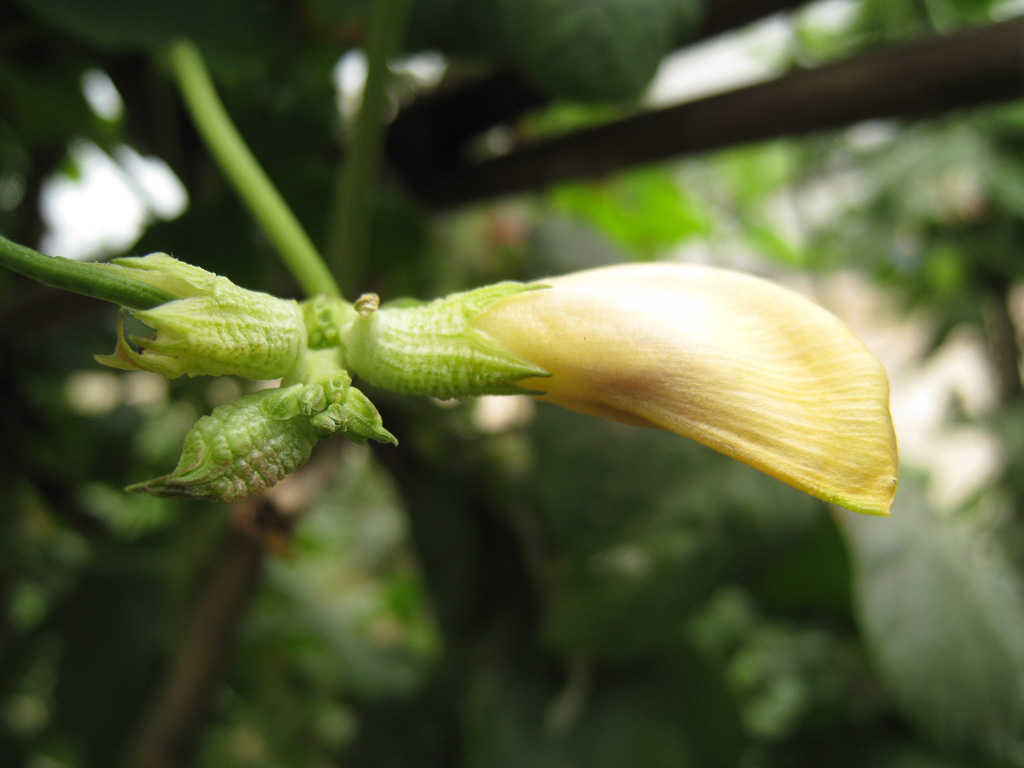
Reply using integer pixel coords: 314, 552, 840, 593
825, 472, 898, 516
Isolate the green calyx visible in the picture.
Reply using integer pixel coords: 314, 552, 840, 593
95, 254, 305, 380
339, 282, 552, 399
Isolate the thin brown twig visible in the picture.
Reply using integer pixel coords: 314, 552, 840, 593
128, 525, 264, 768
394, 17, 1024, 207
127, 444, 347, 768
387, 0, 808, 202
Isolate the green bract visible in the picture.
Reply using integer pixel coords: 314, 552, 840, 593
96, 254, 305, 380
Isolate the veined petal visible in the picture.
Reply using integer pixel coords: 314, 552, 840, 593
471, 263, 898, 516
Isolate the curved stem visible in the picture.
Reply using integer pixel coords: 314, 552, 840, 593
0, 234, 174, 309
327, 0, 413, 295
168, 40, 341, 299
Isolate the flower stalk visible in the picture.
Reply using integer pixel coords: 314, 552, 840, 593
0, 234, 175, 309
327, 0, 414, 292
0, 235, 897, 513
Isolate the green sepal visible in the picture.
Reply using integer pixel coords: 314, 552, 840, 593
341, 282, 552, 399
93, 311, 138, 372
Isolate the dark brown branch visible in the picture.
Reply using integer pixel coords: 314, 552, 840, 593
125, 449, 342, 768
386, 71, 545, 200
400, 17, 1024, 208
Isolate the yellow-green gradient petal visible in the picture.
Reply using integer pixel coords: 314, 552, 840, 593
472, 264, 898, 515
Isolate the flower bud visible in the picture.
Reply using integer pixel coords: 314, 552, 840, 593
130, 387, 321, 501
469, 263, 899, 516
130, 373, 395, 502
95, 254, 305, 380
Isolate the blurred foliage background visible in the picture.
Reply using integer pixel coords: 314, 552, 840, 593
3, 0, 1024, 766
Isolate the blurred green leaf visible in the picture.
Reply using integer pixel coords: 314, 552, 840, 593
550, 169, 712, 256
689, 587, 878, 743
744, 220, 805, 267
715, 142, 802, 207
45, 564, 170, 766
250, 447, 438, 698
13, 0, 282, 72
757, 513, 854, 616
529, 407, 819, 659
462, 646, 742, 768
509, 0, 680, 100
408, 0, 698, 100
842, 477, 1024, 764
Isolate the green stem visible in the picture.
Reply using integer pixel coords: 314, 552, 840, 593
0, 234, 174, 309
327, 0, 412, 295
168, 39, 341, 299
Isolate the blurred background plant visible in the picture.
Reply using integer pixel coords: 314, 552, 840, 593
3, 0, 1024, 766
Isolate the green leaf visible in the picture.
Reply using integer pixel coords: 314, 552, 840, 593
408, 0, 699, 100
47, 564, 170, 763
529, 407, 819, 659
258, 448, 439, 699
463, 646, 741, 768
841, 477, 1024, 762
715, 142, 802, 207
745, 220, 806, 267
512, 0, 680, 101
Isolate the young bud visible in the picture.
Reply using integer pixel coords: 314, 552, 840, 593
95, 254, 305, 380
469, 263, 899, 516
130, 373, 395, 502
341, 283, 551, 398
130, 387, 321, 502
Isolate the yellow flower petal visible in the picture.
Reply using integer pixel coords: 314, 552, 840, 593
471, 263, 898, 515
